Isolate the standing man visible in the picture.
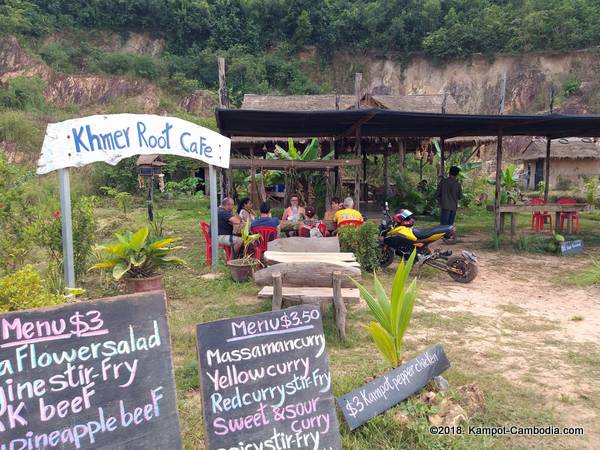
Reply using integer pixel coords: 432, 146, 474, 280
436, 166, 462, 227
218, 197, 243, 256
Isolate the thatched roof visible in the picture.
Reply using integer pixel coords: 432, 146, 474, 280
136, 154, 166, 166
519, 138, 600, 160
240, 93, 460, 113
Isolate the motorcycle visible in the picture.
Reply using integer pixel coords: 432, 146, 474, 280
379, 203, 478, 283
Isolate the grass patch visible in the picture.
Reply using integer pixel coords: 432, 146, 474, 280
497, 304, 527, 315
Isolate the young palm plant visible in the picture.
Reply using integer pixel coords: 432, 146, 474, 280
351, 250, 418, 368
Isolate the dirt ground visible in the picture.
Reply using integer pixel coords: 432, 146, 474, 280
415, 235, 599, 448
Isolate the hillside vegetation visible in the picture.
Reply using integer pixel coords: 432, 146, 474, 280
2, 0, 600, 102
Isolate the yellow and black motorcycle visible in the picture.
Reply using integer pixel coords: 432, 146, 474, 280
379, 203, 478, 283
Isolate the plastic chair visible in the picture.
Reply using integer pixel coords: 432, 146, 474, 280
251, 226, 278, 261
558, 198, 580, 233
200, 222, 232, 266
299, 222, 327, 237
529, 198, 552, 232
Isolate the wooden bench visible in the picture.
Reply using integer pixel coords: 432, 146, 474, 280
254, 261, 361, 339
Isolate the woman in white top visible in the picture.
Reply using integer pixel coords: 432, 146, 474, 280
237, 197, 255, 229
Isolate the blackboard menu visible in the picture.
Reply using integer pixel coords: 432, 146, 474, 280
196, 305, 341, 450
337, 344, 450, 430
0, 291, 182, 449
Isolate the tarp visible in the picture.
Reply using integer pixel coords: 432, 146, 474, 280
37, 114, 231, 174
216, 108, 600, 139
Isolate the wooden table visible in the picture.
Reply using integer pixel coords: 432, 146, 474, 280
280, 219, 337, 233
497, 203, 592, 237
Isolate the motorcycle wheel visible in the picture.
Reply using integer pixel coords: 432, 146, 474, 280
447, 256, 478, 283
379, 245, 395, 268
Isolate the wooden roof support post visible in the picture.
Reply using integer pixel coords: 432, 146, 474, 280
383, 147, 390, 199
494, 132, 504, 236
439, 137, 446, 177
544, 137, 551, 202
354, 73, 362, 210
218, 56, 232, 199
399, 139, 405, 169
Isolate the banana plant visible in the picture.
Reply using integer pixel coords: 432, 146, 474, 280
351, 250, 418, 368
239, 219, 261, 262
89, 226, 185, 279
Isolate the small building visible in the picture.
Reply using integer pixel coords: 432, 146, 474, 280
517, 138, 600, 190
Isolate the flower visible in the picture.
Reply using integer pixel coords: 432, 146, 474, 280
52, 210, 61, 219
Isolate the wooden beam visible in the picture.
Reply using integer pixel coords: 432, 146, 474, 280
354, 73, 362, 210
383, 148, 390, 198
228, 158, 361, 170
544, 138, 551, 202
494, 132, 503, 236
218, 57, 229, 109
339, 111, 377, 137
439, 137, 446, 177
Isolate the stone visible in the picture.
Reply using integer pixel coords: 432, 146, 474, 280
393, 410, 410, 426
433, 375, 450, 392
456, 383, 485, 416
428, 399, 468, 427
419, 391, 437, 405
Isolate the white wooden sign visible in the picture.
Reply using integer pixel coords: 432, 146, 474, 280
37, 114, 230, 174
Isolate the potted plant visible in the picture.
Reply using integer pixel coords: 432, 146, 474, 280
227, 220, 261, 282
89, 226, 185, 293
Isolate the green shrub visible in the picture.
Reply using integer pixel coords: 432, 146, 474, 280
0, 265, 63, 312
338, 221, 380, 272
563, 77, 581, 97
39, 41, 77, 72
0, 76, 47, 111
0, 110, 43, 154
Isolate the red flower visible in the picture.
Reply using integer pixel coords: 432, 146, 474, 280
52, 210, 61, 219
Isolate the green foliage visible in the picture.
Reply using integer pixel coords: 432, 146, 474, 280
34, 195, 98, 283
584, 177, 599, 206
0, 76, 47, 111
92, 159, 139, 193
338, 222, 381, 272
100, 186, 132, 215
165, 177, 200, 197
0, 265, 63, 313
90, 226, 186, 280
0, 111, 43, 153
0, 154, 37, 272
240, 219, 261, 261
488, 164, 520, 205
0, 0, 50, 36
39, 41, 79, 72
563, 77, 581, 97
350, 250, 417, 368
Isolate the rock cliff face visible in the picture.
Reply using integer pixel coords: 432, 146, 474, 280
332, 50, 600, 114
0, 36, 160, 112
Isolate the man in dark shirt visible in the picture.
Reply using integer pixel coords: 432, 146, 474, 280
436, 166, 462, 226
217, 197, 242, 254
251, 202, 280, 231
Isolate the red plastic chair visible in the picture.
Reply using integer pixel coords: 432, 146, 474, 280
558, 198, 580, 233
299, 222, 328, 237
251, 226, 278, 261
200, 222, 232, 266
529, 198, 552, 232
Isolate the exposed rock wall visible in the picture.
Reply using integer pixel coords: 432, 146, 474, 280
333, 50, 600, 114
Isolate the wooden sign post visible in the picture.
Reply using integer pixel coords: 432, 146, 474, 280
337, 345, 450, 430
196, 305, 342, 449
0, 291, 182, 449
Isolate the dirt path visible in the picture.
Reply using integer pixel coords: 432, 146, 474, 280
415, 239, 600, 448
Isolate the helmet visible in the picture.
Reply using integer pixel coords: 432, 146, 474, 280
393, 209, 415, 227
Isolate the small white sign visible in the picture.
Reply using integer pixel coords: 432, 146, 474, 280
37, 113, 230, 174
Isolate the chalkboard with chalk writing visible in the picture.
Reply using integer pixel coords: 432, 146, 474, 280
337, 344, 450, 430
560, 239, 584, 256
0, 291, 182, 449
196, 304, 342, 450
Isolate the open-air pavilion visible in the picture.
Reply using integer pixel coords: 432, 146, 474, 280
216, 107, 600, 235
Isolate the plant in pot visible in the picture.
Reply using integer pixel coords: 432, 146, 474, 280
89, 226, 185, 293
227, 220, 261, 282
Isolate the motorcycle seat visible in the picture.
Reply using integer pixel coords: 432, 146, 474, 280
413, 225, 453, 239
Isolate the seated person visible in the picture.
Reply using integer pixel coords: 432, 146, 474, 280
300, 205, 324, 237
324, 197, 342, 221
217, 197, 242, 255
251, 202, 280, 241
334, 197, 364, 226
237, 197, 255, 229
282, 195, 305, 222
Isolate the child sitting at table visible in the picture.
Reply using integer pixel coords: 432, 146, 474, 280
300, 206, 324, 237
251, 202, 280, 231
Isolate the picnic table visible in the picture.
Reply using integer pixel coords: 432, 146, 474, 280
497, 203, 592, 237
279, 219, 336, 234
